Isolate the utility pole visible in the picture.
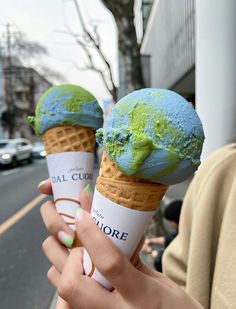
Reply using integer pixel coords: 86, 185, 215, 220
5, 24, 15, 137
0, 39, 7, 138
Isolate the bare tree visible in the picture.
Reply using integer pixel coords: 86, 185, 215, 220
39, 65, 65, 84
62, 0, 118, 101
63, 0, 145, 102
68, 0, 145, 101
10, 31, 48, 61
6, 30, 64, 83
1, 27, 60, 137
101, 0, 145, 93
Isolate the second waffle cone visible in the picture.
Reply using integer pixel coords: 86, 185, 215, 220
43, 126, 95, 154
43, 125, 95, 247
96, 152, 168, 211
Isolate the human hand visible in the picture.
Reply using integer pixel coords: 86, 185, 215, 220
141, 236, 165, 254
38, 178, 92, 248
39, 178, 93, 308
150, 250, 159, 259
141, 238, 153, 253
41, 204, 202, 308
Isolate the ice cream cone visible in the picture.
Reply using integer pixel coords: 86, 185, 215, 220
96, 152, 168, 211
84, 152, 168, 289
43, 126, 95, 247
43, 126, 95, 155
84, 88, 204, 289
28, 84, 103, 249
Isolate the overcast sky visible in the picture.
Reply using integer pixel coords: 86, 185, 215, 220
0, 0, 118, 101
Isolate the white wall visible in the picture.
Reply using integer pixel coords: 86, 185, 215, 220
141, 0, 195, 89
196, 0, 236, 159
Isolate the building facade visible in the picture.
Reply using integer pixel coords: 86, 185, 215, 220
141, 0, 236, 160
141, 0, 195, 101
3, 66, 52, 140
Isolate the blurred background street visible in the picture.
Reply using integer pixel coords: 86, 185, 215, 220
0, 159, 55, 308
0, 0, 236, 308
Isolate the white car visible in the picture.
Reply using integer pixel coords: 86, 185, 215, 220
0, 138, 33, 167
32, 141, 46, 159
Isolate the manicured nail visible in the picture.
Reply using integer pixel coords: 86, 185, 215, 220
37, 180, 46, 190
84, 183, 93, 200
58, 231, 74, 248
76, 207, 84, 222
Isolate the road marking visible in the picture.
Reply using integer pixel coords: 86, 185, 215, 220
2, 168, 20, 176
0, 194, 46, 236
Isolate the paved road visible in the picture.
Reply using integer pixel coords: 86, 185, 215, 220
0, 160, 55, 309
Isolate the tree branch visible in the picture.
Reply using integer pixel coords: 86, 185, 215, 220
75, 37, 114, 96
93, 25, 100, 46
72, 0, 117, 96
72, 61, 91, 71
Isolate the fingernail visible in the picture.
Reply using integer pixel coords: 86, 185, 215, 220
58, 231, 74, 248
37, 180, 46, 190
76, 207, 83, 222
84, 183, 93, 200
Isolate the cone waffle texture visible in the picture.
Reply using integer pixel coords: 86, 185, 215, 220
43, 126, 95, 154
99, 152, 146, 182
96, 153, 168, 211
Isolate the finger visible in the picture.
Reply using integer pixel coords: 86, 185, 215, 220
150, 250, 158, 258
70, 184, 93, 247
60, 247, 84, 279
58, 248, 116, 309
47, 265, 61, 288
42, 236, 69, 272
75, 208, 147, 300
38, 178, 53, 195
40, 200, 75, 247
80, 184, 93, 213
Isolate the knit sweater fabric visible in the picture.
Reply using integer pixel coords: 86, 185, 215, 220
163, 144, 236, 309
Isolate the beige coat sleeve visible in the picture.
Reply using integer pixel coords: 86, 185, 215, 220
163, 144, 236, 308
162, 179, 195, 289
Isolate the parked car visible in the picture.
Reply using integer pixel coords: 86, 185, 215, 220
32, 141, 46, 159
0, 138, 33, 167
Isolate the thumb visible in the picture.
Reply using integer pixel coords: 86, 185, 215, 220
37, 178, 53, 195
80, 183, 93, 213
71, 183, 93, 248
74, 208, 144, 298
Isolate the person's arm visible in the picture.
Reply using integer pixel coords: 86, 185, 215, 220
149, 236, 165, 245
141, 236, 165, 253
162, 181, 195, 289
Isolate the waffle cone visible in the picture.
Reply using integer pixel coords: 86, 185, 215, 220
43, 126, 95, 154
43, 126, 95, 248
96, 153, 168, 211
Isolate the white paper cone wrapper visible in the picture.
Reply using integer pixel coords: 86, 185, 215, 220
46, 152, 94, 231
83, 188, 155, 290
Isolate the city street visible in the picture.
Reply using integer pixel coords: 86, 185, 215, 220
0, 159, 55, 308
